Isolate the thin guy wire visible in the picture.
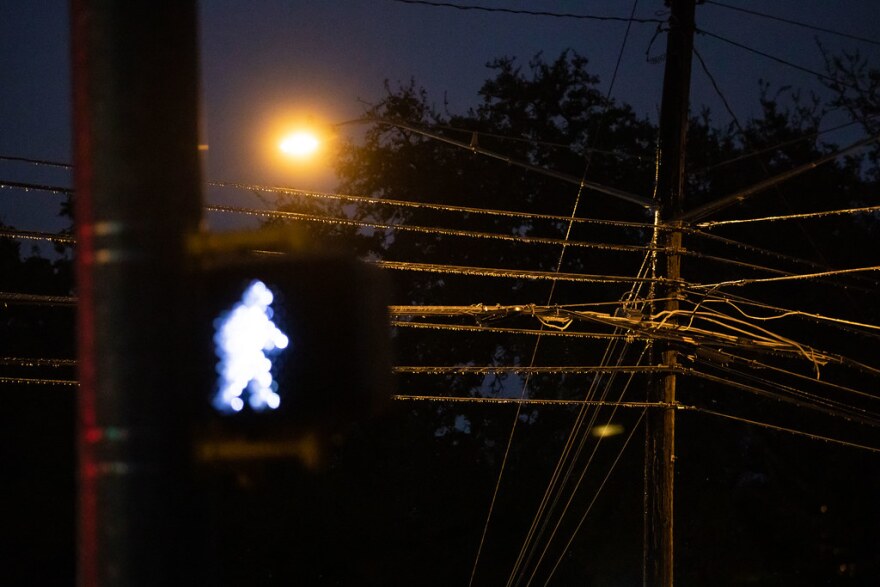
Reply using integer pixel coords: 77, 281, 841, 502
542, 409, 648, 585
679, 133, 880, 223
477, 8, 646, 580
696, 28, 862, 91
484, 6, 638, 585
510, 334, 633, 587
515, 152, 657, 587
517, 246, 657, 585
511, 249, 658, 585
521, 345, 648, 586
705, 1, 880, 48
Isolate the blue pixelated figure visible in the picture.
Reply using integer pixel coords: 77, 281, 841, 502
213, 280, 289, 413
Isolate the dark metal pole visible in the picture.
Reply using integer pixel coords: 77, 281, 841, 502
71, 2, 202, 585
645, 1, 696, 585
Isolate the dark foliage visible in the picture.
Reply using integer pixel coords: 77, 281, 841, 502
4, 50, 880, 586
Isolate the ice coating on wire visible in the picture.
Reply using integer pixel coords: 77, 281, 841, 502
213, 280, 289, 413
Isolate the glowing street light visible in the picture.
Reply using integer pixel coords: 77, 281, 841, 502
279, 130, 320, 158
272, 115, 652, 209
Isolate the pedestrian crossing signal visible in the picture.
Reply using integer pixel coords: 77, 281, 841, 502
191, 231, 392, 464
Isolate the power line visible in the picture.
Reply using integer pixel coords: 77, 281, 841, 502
391, 395, 673, 408
2, 175, 659, 232
689, 288, 880, 337
694, 347, 880, 403
0, 228, 74, 244
391, 320, 632, 341
682, 228, 835, 271
2, 176, 861, 283
691, 118, 867, 176
431, 124, 649, 162
393, 365, 667, 375
686, 405, 880, 454
705, 1, 880, 48
0, 181, 867, 285
0, 376, 78, 386
689, 44, 880, 297
0, 357, 76, 368
693, 357, 880, 425
207, 204, 652, 253
200, 206, 823, 278
216, 181, 659, 230
678, 97, 880, 223
696, 28, 862, 91
685, 367, 880, 427
565, 306, 832, 361
391, 303, 863, 362
0, 155, 71, 169
690, 265, 880, 288
692, 45, 743, 138
682, 128, 880, 220
374, 260, 663, 284
0, 292, 76, 305
0, 180, 73, 195
387, 302, 872, 368
697, 205, 880, 228
391, 0, 664, 24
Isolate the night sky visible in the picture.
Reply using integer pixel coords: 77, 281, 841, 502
3, 1, 880, 585
3, 1, 880, 230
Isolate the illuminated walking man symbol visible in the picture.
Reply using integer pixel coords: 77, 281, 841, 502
213, 279, 290, 413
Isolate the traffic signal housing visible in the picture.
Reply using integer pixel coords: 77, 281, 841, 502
190, 231, 392, 466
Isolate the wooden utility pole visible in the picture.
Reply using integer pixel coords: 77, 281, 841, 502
645, 0, 697, 585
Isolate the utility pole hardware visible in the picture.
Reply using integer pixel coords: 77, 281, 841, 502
645, 1, 697, 585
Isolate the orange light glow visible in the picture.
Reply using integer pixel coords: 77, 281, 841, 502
591, 423, 625, 438
279, 131, 320, 158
